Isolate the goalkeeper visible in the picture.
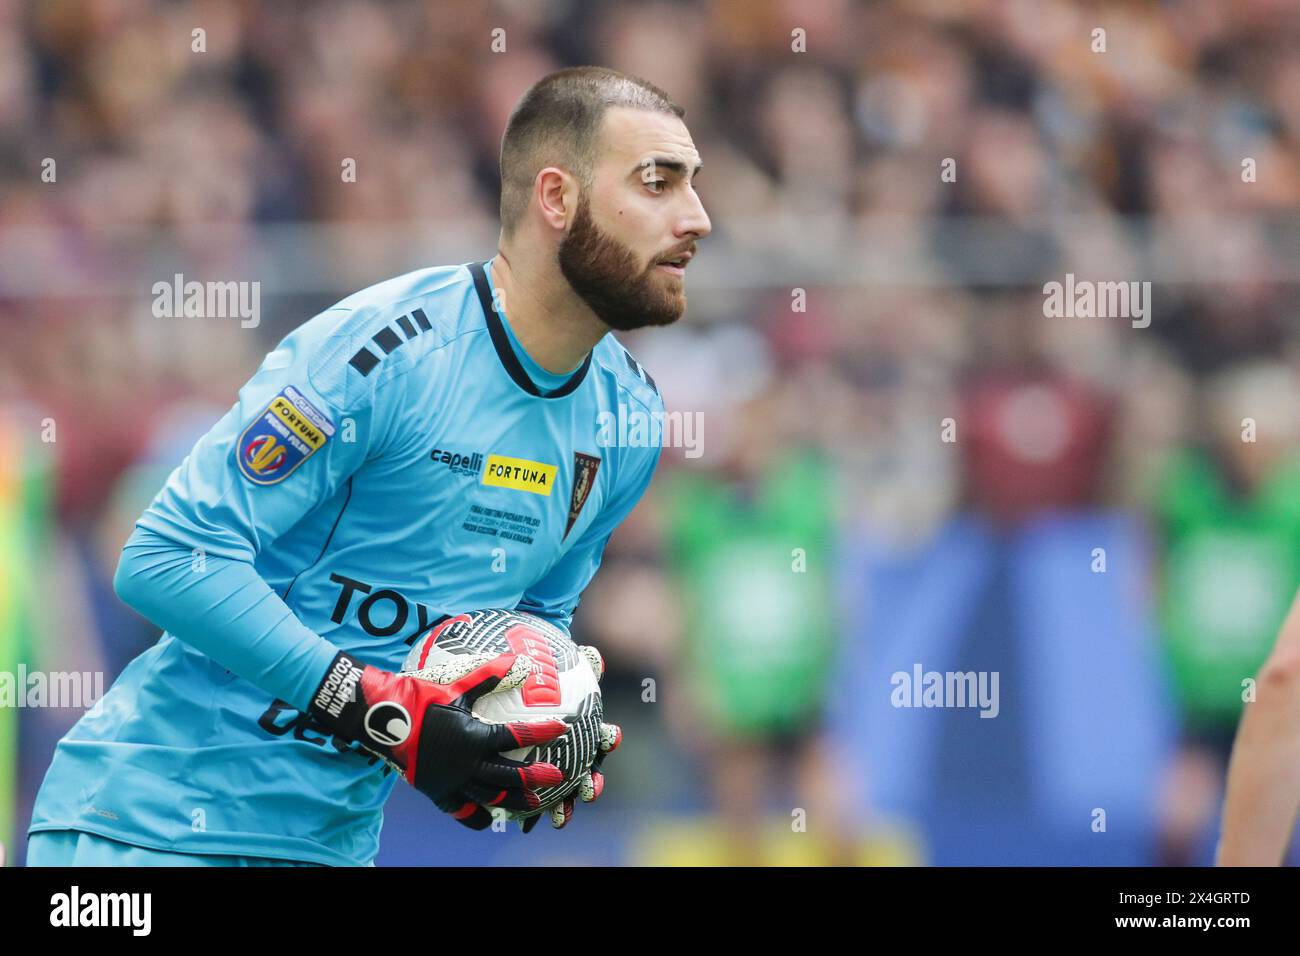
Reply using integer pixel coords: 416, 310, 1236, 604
27, 66, 708, 867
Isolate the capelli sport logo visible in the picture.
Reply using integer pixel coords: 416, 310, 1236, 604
430, 447, 484, 477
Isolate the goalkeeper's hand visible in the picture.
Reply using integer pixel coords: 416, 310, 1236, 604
307, 650, 569, 812
438, 644, 623, 833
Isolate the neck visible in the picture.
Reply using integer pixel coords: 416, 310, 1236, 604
490, 244, 609, 374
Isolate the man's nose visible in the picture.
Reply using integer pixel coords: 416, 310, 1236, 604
677, 188, 711, 239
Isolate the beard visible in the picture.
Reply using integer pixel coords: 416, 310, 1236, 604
557, 195, 687, 332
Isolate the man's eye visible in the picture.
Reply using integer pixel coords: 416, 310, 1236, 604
646, 179, 666, 193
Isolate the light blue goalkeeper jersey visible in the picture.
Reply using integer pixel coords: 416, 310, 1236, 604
29, 258, 664, 866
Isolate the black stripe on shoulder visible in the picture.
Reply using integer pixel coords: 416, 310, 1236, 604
373, 326, 402, 354
349, 307, 435, 378
621, 347, 657, 393
349, 348, 380, 376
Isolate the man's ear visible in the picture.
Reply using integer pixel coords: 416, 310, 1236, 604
535, 166, 577, 232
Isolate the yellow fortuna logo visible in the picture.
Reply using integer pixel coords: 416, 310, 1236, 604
481, 454, 556, 496
269, 396, 328, 450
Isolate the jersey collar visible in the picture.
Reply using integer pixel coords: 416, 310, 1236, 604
469, 260, 593, 399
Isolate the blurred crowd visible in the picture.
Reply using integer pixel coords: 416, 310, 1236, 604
5, 0, 1300, 864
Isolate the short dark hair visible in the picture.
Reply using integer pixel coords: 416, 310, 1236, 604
498, 66, 685, 236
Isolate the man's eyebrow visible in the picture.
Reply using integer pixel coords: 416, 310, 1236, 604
636, 157, 703, 178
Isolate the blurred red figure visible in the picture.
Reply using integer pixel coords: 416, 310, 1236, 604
961, 369, 1116, 524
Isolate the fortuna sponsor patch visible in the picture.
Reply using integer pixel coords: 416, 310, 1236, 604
236, 385, 336, 485
481, 454, 557, 496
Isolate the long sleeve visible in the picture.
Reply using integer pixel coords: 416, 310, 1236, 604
114, 308, 395, 710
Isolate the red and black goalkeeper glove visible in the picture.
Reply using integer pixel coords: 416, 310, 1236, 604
307, 650, 569, 813
525, 717, 622, 832
440, 643, 624, 834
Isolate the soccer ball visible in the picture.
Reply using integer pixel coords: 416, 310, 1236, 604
400, 608, 603, 817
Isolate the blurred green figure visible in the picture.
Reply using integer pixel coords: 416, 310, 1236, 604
1155, 363, 1300, 865
0, 415, 53, 865
660, 392, 848, 864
